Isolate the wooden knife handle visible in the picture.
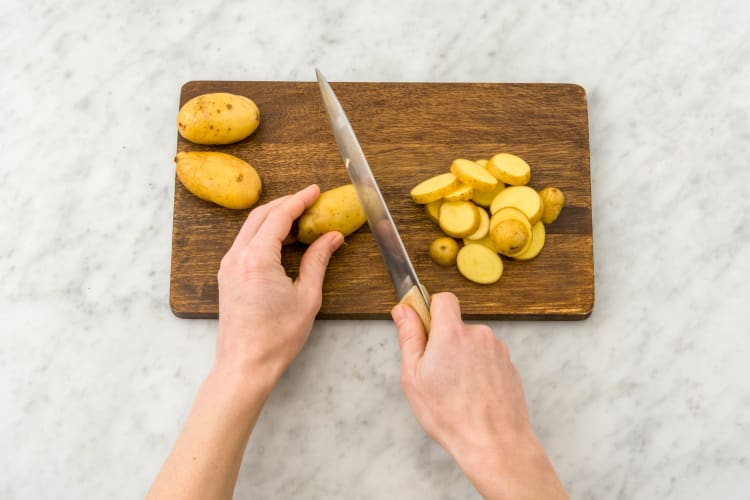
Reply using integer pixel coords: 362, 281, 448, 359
399, 285, 431, 335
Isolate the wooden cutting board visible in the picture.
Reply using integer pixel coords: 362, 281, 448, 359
170, 81, 593, 320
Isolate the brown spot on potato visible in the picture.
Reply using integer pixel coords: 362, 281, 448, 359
236, 174, 244, 182
226, 103, 233, 110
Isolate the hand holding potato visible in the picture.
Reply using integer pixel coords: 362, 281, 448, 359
215, 185, 344, 384
391, 294, 568, 500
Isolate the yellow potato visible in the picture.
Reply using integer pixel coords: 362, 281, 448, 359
487, 153, 531, 186
177, 93, 260, 145
474, 159, 488, 168
463, 234, 497, 253
489, 185, 543, 224
410, 173, 460, 204
430, 237, 459, 266
512, 221, 546, 260
489, 207, 533, 256
175, 151, 262, 209
471, 181, 505, 207
443, 183, 474, 201
297, 184, 366, 244
425, 200, 443, 224
439, 201, 480, 238
492, 218, 531, 256
465, 207, 490, 240
539, 187, 565, 224
456, 244, 503, 284
450, 159, 498, 192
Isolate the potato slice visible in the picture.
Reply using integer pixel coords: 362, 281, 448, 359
463, 234, 497, 253
513, 221, 546, 260
450, 159, 499, 192
457, 244, 503, 284
474, 159, 488, 168
466, 207, 490, 240
439, 201, 480, 238
430, 237, 459, 266
489, 185, 543, 224
539, 187, 565, 224
489, 207, 533, 256
411, 173, 460, 204
425, 200, 443, 224
471, 181, 505, 207
487, 153, 531, 186
443, 183, 474, 201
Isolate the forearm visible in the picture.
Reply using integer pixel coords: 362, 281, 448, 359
146, 365, 275, 500
452, 430, 568, 500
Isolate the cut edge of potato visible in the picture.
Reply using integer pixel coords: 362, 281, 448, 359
410, 173, 460, 204
450, 159, 498, 192
512, 221, 546, 261
439, 201, 480, 238
487, 153, 531, 186
466, 206, 490, 241
489, 185, 543, 224
443, 183, 474, 201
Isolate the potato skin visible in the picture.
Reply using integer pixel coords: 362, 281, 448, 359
539, 187, 565, 224
177, 93, 260, 145
430, 237, 459, 266
297, 185, 366, 244
175, 151, 262, 209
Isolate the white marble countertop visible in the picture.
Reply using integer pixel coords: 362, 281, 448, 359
2, 1, 749, 498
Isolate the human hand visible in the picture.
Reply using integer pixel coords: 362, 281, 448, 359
392, 293, 567, 500
215, 184, 344, 389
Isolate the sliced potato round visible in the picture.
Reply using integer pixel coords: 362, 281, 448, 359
425, 200, 443, 224
463, 234, 497, 253
471, 181, 505, 207
443, 183, 474, 201
450, 159, 498, 192
439, 201, 480, 238
466, 206, 490, 240
512, 221, 546, 260
411, 173, 460, 204
487, 153, 531, 186
456, 244, 503, 284
539, 187, 565, 224
474, 159, 488, 168
429, 237, 459, 266
489, 185, 543, 224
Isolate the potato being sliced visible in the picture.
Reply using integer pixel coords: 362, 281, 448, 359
439, 201, 480, 238
425, 200, 443, 224
471, 181, 505, 207
456, 244, 503, 284
450, 159, 499, 192
443, 183, 474, 201
539, 187, 565, 224
466, 206, 490, 240
513, 221, 546, 260
411, 173, 460, 204
489, 185, 543, 224
487, 153, 531, 186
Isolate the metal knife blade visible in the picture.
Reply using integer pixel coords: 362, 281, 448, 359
315, 69, 430, 329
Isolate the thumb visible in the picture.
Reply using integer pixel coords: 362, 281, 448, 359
297, 231, 345, 296
391, 303, 427, 379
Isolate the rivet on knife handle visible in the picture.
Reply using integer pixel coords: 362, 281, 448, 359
399, 285, 431, 335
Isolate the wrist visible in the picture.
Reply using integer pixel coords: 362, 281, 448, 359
450, 427, 567, 500
207, 358, 279, 414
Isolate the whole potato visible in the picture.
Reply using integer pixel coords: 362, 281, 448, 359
429, 237, 459, 266
177, 93, 260, 145
175, 151, 262, 209
297, 184, 366, 244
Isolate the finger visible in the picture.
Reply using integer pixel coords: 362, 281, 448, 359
391, 303, 427, 380
230, 194, 292, 251
296, 231, 345, 303
254, 184, 320, 248
426, 292, 463, 340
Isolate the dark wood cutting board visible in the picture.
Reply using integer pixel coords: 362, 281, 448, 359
170, 81, 593, 320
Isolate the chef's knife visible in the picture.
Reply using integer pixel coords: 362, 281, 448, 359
315, 69, 431, 333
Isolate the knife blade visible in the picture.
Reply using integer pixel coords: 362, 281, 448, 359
315, 69, 431, 333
